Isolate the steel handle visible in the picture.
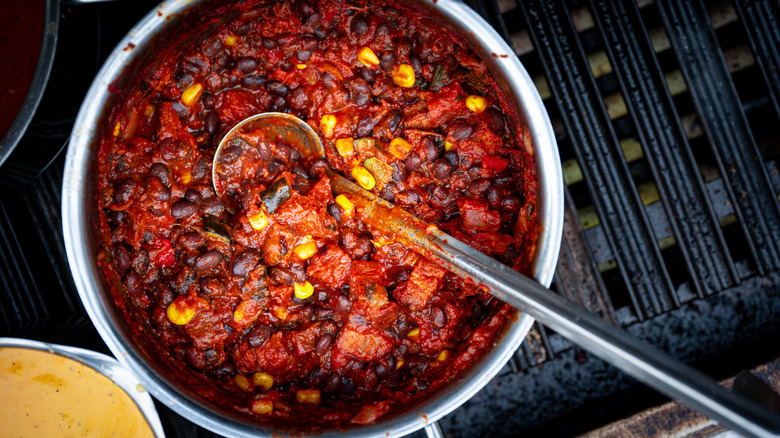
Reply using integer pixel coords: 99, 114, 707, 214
330, 173, 780, 438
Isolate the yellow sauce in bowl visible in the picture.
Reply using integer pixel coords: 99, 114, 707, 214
0, 347, 155, 437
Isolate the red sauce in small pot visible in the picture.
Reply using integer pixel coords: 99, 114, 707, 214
0, 0, 45, 138
97, 0, 538, 428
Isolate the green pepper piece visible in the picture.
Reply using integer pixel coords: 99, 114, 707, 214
363, 157, 393, 189
204, 215, 232, 244
260, 177, 292, 214
429, 64, 449, 91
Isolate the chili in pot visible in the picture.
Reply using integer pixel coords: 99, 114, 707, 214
97, 0, 538, 428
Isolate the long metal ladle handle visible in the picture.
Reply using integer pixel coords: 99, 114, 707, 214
330, 172, 780, 438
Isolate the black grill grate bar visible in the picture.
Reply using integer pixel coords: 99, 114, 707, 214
0, 203, 47, 333
656, 0, 780, 275
589, 0, 739, 297
518, 0, 677, 321
734, 0, 780, 119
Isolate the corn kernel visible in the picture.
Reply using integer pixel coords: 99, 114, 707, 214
396, 360, 404, 369
320, 114, 336, 138
387, 137, 413, 159
293, 238, 317, 260
436, 350, 450, 362
357, 47, 380, 68
248, 210, 269, 230
181, 83, 204, 107
294, 281, 314, 300
392, 64, 416, 88
445, 140, 454, 152
351, 165, 376, 190
234, 374, 253, 392
334, 194, 355, 220
273, 306, 288, 321
335, 138, 355, 158
224, 35, 237, 46
113, 122, 121, 137
166, 296, 198, 325
252, 372, 274, 391
296, 63, 307, 70
251, 398, 273, 414
465, 95, 488, 113
295, 388, 322, 404
144, 104, 155, 116
406, 327, 420, 339
179, 171, 192, 185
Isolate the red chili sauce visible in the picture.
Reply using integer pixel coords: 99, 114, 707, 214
0, 0, 44, 138
97, 0, 538, 427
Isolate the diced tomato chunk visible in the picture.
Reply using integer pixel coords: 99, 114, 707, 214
458, 198, 501, 234
482, 155, 509, 173
332, 319, 395, 368
425, 83, 467, 125
307, 245, 352, 289
393, 257, 447, 311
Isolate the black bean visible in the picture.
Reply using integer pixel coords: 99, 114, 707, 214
421, 138, 437, 162
323, 374, 341, 393
308, 159, 328, 178
356, 116, 377, 138
432, 159, 451, 180
149, 163, 170, 185
247, 325, 271, 348
380, 51, 396, 70
205, 111, 220, 136
211, 362, 235, 379
290, 264, 307, 283
278, 35, 296, 47
234, 22, 251, 36
315, 307, 334, 319
236, 57, 258, 74
171, 199, 197, 219
292, 165, 310, 179
201, 197, 226, 216
185, 189, 203, 204
353, 92, 369, 106
404, 153, 422, 172
296, 50, 312, 62
242, 74, 266, 89
486, 107, 506, 132
374, 362, 390, 377
305, 367, 329, 386
182, 251, 199, 267
449, 123, 473, 141
466, 178, 490, 197
232, 250, 260, 277
391, 162, 406, 183
179, 232, 205, 250
202, 39, 223, 58
395, 189, 421, 208
306, 12, 321, 25
192, 157, 209, 182
327, 203, 342, 223
219, 145, 241, 165
261, 37, 276, 48
131, 248, 149, 274
486, 187, 502, 210
124, 271, 144, 297
341, 231, 372, 259
175, 267, 196, 294
350, 14, 369, 37
341, 376, 356, 394
194, 250, 222, 271
113, 178, 137, 204
379, 181, 399, 202
314, 333, 333, 354
256, 141, 272, 162
176, 72, 194, 91
269, 266, 293, 285
384, 326, 400, 339
500, 196, 521, 212
493, 173, 513, 187
113, 244, 131, 271
379, 109, 401, 133
159, 138, 178, 162
266, 81, 289, 96
432, 306, 447, 328
360, 66, 375, 83
298, 1, 314, 16
313, 27, 327, 40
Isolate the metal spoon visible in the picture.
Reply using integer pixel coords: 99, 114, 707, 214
213, 113, 780, 437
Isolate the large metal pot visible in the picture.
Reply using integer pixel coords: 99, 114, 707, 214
62, 0, 563, 436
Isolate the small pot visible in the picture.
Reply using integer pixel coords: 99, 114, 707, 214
62, 0, 563, 436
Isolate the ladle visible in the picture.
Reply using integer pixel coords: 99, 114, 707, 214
213, 113, 780, 438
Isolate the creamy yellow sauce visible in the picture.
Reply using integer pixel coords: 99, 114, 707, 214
0, 347, 155, 438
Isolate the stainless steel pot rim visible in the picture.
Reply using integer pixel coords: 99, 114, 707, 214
62, 0, 563, 437
0, 337, 166, 438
